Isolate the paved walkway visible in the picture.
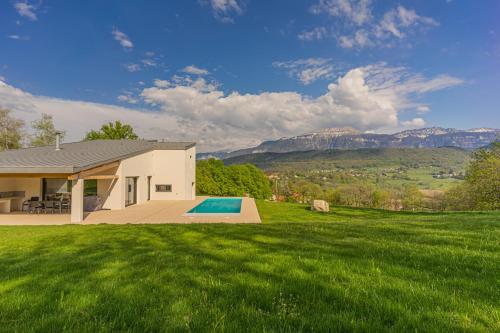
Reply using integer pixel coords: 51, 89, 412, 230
0, 197, 261, 225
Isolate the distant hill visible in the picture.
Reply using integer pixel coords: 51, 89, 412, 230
198, 127, 499, 159
224, 147, 471, 172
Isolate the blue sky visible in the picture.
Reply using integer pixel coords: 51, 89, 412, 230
0, 0, 499, 151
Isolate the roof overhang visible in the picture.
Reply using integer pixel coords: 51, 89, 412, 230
68, 161, 120, 180
0, 142, 197, 176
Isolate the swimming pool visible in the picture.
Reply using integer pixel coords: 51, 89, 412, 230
186, 198, 242, 214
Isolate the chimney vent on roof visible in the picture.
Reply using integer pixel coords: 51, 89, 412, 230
55, 131, 62, 151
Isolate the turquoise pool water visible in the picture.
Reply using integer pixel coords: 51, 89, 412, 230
187, 198, 242, 214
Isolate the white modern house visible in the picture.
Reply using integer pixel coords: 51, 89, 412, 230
0, 139, 196, 223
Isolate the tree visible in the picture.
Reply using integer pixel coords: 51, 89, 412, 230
85, 121, 138, 140
402, 185, 424, 211
445, 143, 499, 211
0, 108, 24, 151
196, 159, 272, 199
30, 113, 65, 147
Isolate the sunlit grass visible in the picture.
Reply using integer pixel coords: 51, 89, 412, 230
0, 202, 498, 332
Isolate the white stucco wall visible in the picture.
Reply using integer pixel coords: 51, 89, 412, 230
0, 179, 15, 190
16, 178, 42, 199
99, 147, 196, 210
150, 147, 196, 201
0, 178, 41, 200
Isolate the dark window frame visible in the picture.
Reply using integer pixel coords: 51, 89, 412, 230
155, 184, 172, 192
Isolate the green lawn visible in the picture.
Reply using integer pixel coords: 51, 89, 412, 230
0, 202, 499, 332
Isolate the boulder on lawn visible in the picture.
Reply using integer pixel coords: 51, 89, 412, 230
311, 200, 329, 212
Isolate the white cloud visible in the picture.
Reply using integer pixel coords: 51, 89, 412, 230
112, 28, 134, 49
0, 76, 5, 82
141, 59, 157, 67
416, 105, 430, 113
0, 65, 463, 151
375, 5, 438, 39
123, 63, 141, 72
153, 79, 172, 88
151, 75, 219, 93
14, 2, 38, 21
338, 30, 373, 48
182, 65, 209, 75
7, 34, 30, 41
402, 118, 426, 128
298, 27, 328, 41
310, 0, 372, 25
305, 2, 438, 49
272, 58, 340, 85
205, 0, 244, 23
117, 94, 138, 104
122, 53, 162, 72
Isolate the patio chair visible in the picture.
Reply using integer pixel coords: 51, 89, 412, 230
29, 200, 43, 214
23, 196, 40, 213
22, 200, 31, 212
60, 199, 71, 213
53, 200, 62, 214
44, 201, 55, 214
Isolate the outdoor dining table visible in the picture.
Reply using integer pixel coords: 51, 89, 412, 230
37, 200, 68, 214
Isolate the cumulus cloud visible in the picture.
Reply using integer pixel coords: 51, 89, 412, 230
112, 28, 134, 49
14, 2, 38, 21
182, 65, 209, 75
272, 58, 341, 85
204, 0, 245, 23
402, 118, 426, 128
0, 65, 463, 151
298, 27, 328, 41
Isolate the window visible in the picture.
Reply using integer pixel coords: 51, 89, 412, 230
84, 179, 97, 196
155, 184, 172, 192
42, 178, 70, 200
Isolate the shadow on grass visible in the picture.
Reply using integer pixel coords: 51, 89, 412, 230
0, 220, 499, 332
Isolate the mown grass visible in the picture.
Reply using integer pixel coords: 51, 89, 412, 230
0, 202, 499, 332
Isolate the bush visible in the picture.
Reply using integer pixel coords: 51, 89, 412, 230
196, 159, 272, 199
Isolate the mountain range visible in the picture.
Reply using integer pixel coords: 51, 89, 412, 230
199, 127, 499, 160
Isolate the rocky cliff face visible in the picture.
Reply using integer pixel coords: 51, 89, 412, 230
211, 127, 499, 159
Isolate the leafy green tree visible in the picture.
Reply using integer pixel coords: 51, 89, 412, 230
445, 143, 499, 211
0, 108, 24, 151
85, 121, 138, 140
372, 189, 391, 209
444, 184, 472, 211
402, 185, 424, 211
30, 113, 65, 147
196, 159, 272, 199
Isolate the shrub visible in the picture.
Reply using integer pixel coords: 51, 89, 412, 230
196, 159, 272, 199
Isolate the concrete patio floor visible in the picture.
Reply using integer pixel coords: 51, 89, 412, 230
0, 197, 261, 225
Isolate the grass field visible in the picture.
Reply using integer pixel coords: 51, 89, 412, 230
0, 202, 499, 332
